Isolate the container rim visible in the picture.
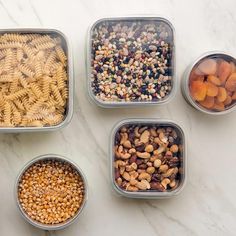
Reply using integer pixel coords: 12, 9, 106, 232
0, 28, 73, 132
110, 118, 187, 199
14, 154, 88, 230
86, 16, 176, 108
182, 50, 236, 115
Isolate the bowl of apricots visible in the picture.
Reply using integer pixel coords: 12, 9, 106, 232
182, 52, 236, 114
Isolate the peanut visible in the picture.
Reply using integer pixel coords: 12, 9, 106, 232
146, 166, 155, 174
162, 168, 175, 178
122, 172, 131, 181
126, 185, 139, 191
140, 130, 150, 143
159, 164, 168, 173
123, 140, 132, 149
145, 144, 154, 153
170, 144, 178, 153
154, 159, 162, 168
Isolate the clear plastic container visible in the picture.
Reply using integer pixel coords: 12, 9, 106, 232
0, 29, 73, 132
87, 17, 176, 107
110, 118, 186, 199
15, 154, 88, 230
182, 51, 236, 115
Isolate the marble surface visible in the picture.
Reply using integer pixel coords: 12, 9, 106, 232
0, 0, 236, 235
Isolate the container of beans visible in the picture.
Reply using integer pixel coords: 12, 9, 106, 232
87, 17, 175, 107
0, 29, 73, 132
15, 154, 88, 230
182, 51, 236, 115
110, 118, 186, 198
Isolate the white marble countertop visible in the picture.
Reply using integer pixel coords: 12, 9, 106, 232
1, 0, 236, 235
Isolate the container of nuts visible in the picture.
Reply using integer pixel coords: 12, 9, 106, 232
87, 16, 175, 107
182, 51, 236, 115
15, 154, 88, 230
111, 119, 186, 198
0, 29, 73, 132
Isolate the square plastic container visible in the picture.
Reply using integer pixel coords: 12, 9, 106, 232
87, 17, 176, 107
0, 28, 73, 132
110, 118, 186, 199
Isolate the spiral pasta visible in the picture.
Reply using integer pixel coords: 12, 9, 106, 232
0, 33, 68, 127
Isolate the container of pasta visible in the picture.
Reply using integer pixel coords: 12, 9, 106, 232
0, 29, 73, 132
87, 16, 175, 107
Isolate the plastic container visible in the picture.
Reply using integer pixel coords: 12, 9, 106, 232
110, 118, 186, 199
0, 29, 73, 132
87, 16, 176, 107
15, 154, 88, 230
182, 51, 236, 115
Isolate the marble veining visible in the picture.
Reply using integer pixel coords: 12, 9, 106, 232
0, 0, 236, 235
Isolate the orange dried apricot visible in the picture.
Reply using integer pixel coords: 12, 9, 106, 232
230, 61, 236, 73
198, 59, 217, 75
190, 81, 207, 101
205, 82, 218, 97
216, 87, 227, 102
213, 99, 225, 111
207, 75, 221, 86
199, 96, 214, 109
224, 95, 232, 106
232, 91, 236, 100
218, 60, 231, 84
225, 73, 236, 92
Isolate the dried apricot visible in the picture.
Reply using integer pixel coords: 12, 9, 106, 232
230, 61, 236, 73
198, 59, 217, 75
207, 75, 221, 86
190, 81, 207, 101
205, 82, 218, 97
232, 91, 236, 100
224, 95, 232, 106
218, 60, 231, 84
199, 96, 214, 109
216, 87, 227, 102
213, 99, 225, 111
225, 73, 236, 92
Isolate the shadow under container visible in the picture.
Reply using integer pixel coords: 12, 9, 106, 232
182, 51, 236, 115
87, 17, 176, 107
110, 119, 186, 199
0, 29, 73, 132
15, 154, 88, 230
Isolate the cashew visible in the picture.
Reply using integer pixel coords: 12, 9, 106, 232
139, 126, 148, 134
140, 130, 150, 143
138, 172, 151, 182
123, 140, 132, 149
161, 178, 170, 189
120, 152, 131, 159
116, 177, 122, 186
126, 185, 139, 191
145, 144, 154, 153
141, 179, 151, 189
120, 132, 128, 144
146, 166, 155, 174
150, 128, 158, 137
122, 172, 131, 181
115, 160, 126, 169
135, 180, 150, 190
173, 167, 179, 174
162, 168, 175, 178
126, 162, 137, 172
134, 127, 141, 137
136, 151, 151, 159
169, 179, 176, 188
154, 159, 162, 168
128, 148, 136, 154
159, 164, 169, 173
121, 127, 127, 133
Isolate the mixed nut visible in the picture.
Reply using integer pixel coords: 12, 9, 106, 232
189, 55, 236, 111
113, 124, 183, 192
91, 19, 174, 103
18, 159, 85, 225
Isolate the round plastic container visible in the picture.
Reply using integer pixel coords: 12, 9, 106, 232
110, 118, 186, 199
15, 154, 88, 230
182, 51, 236, 115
